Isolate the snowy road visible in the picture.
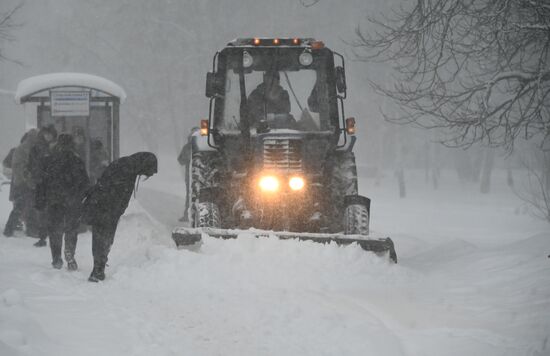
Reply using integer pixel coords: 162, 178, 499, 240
1, 168, 549, 356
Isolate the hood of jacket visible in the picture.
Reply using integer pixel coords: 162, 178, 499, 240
129, 152, 157, 177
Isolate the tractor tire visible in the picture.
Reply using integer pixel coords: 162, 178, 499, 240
196, 201, 221, 228
189, 151, 222, 223
344, 195, 370, 235
328, 151, 359, 232
331, 151, 358, 196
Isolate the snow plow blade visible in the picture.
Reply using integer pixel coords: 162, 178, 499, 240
172, 227, 397, 263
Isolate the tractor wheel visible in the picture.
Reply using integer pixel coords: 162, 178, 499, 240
331, 151, 359, 196
328, 151, 359, 232
344, 195, 370, 235
189, 151, 221, 222
195, 201, 221, 228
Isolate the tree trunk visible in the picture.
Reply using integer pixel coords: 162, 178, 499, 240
544, 151, 550, 194
395, 130, 407, 198
480, 148, 495, 194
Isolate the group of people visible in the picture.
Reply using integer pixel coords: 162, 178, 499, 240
2, 125, 157, 282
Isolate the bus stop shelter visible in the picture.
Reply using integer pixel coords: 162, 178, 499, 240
14, 72, 126, 169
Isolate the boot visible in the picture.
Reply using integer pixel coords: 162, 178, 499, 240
3, 209, 20, 237
67, 260, 78, 271
3, 228, 14, 237
34, 238, 47, 247
65, 251, 78, 271
88, 264, 105, 282
15, 220, 24, 232
51, 257, 63, 269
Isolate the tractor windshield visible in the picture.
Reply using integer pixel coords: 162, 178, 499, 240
216, 48, 335, 133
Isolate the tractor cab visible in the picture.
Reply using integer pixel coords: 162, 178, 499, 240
204, 38, 353, 147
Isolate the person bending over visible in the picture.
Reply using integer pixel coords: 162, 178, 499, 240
81, 152, 157, 282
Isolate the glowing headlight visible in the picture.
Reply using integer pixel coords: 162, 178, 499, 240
243, 51, 253, 68
259, 176, 279, 192
299, 51, 313, 66
289, 176, 305, 191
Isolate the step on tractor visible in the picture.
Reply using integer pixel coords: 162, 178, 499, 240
172, 38, 396, 262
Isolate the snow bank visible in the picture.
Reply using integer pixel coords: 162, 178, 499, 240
0, 169, 549, 355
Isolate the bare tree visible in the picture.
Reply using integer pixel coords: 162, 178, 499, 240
299, 0, 321, 8
516, 148, 550, 222
0, 3, 23, 64
353, 0, 550, 152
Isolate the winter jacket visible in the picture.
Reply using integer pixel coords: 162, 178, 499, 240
81, 152, 157, 225
10, 130, 38, 201
3, 147, 15, 180
177, 142, 191, 166
177, 128, 199, 166
247, 83, 291, 121
2, 147, 15, 169
37, 136, 89, 211
27, 135, 53, 189
89, 146, 109, 183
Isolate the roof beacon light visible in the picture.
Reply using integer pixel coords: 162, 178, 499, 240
292, 38, 301, 45
311, 40, 325, 49
253, 38, 261, 46
273, 38, 280, 45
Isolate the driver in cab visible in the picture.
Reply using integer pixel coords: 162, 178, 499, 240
247, 71, 292, 128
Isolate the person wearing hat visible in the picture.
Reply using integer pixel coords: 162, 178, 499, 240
36, 133, 89, 270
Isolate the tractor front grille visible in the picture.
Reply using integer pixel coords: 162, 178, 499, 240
263, 139, 302, 172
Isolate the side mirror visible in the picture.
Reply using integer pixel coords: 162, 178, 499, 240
335, 66, 347, 94
205, 72, 224, 98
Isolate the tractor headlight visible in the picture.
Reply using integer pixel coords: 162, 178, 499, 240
259, 176, 279, 192
299, 51, 313, 66
243, 51, 253, 68
289, 176, 305, 191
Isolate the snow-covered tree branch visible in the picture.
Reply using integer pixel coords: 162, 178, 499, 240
0, 2, 23, 64
354, 0, 550, 152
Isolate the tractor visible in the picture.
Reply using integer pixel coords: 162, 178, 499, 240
173, 38, 396, 262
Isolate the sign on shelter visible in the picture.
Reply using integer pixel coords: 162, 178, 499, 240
51, 91, 90, 117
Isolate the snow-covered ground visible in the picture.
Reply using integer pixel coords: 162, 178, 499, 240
1, 158, 549, 356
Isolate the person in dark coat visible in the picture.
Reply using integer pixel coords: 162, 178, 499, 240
37, 134, 89, 270
28, 125, 57, 246
2, 147, 19, 230
72, 126, 87, 162
82, 152, 157, 282
3, 129, 38, 237
177, 127, 198, 222
2, 147, 15, 180
89, 139, 109, 185
247, 71, 291, 123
